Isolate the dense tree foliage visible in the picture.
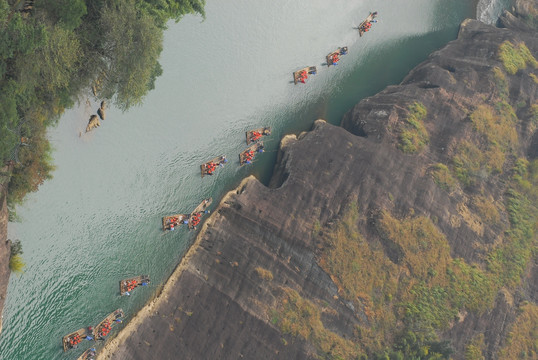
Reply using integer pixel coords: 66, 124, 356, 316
98, 0, 164, 110
0, 0, 205, 209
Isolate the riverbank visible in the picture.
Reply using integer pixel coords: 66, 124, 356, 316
0, 166, 11, 336
95, 178, 250, 358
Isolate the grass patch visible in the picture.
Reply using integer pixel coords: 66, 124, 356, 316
487, 188, 536, 287
453, 103, 518, 186
255, 267, 274, 281
430, 163, 458, 192
317, 204, 495, 356
531, 103, 538, 128
452, 140, 487, 186
471, 104, 518, 153
498, 303, 538, 360
472, 195, 500, 226
487, 159, 538, 288
530, 73, 538, 84
498, 41, 538, 75
492, 67, 509, 100
464, 334, 485, 360
398, 102, 429, 154
274, 287, 364, 359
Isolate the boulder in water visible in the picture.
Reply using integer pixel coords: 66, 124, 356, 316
97, 101, 107, 120
97, 108, 106, 120
86, 115, 100, 133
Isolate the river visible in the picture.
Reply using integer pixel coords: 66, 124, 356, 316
0, 0, 507, 358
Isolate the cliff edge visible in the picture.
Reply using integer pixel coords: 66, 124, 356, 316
99, 4, 537, 360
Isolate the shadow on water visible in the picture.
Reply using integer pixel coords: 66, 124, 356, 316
253, 26, 461, 187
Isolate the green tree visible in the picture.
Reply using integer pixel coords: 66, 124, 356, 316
97, 0, 164, 110
8, 126, 55, 206
0, 81, 19, 162
38, 25, 82, 92
37, 0, 88, 31
138, 0, 206, 28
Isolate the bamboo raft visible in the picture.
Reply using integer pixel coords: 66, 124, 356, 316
119, 275, 150, 296
77, 347, 97, 360
246, 127, 271, 145
162, 213, 190, 231
326, 47, 348, 67
188, 198, 212, 229
293, 66, 317, 84
200, 155, 227, 178
358, 11, 378, 36
94, 309, 124, 341
62, 326, 94, 351
239, 142, 264, 166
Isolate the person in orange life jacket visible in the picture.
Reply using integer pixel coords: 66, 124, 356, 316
299, 70, 308, 83
253, 131, 262, 141
332, 54, 339, 65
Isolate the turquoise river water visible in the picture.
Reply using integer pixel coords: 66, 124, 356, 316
0, 0, 508, 358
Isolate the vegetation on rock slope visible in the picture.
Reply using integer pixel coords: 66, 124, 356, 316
272, 38, 537, 360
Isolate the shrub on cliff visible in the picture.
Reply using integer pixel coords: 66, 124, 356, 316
255, 267, 273, 281
497, 303, 538, 360
498, 41, 538, 75
9, 254, 25, 274
398, 102, 429, 154
430, 163, 457, 192
274, 287, 365, 359
9, 239, 24, 274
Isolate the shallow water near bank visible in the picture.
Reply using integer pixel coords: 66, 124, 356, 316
1, 0, 504, 358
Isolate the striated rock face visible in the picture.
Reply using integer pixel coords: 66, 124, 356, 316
100, 8, 537, 360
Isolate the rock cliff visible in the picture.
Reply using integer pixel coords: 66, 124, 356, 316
100, 5, 537, 360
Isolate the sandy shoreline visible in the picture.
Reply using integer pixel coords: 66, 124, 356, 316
96, 176, 254, 359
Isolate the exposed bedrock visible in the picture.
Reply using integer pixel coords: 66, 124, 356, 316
100, 9, 537, 360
